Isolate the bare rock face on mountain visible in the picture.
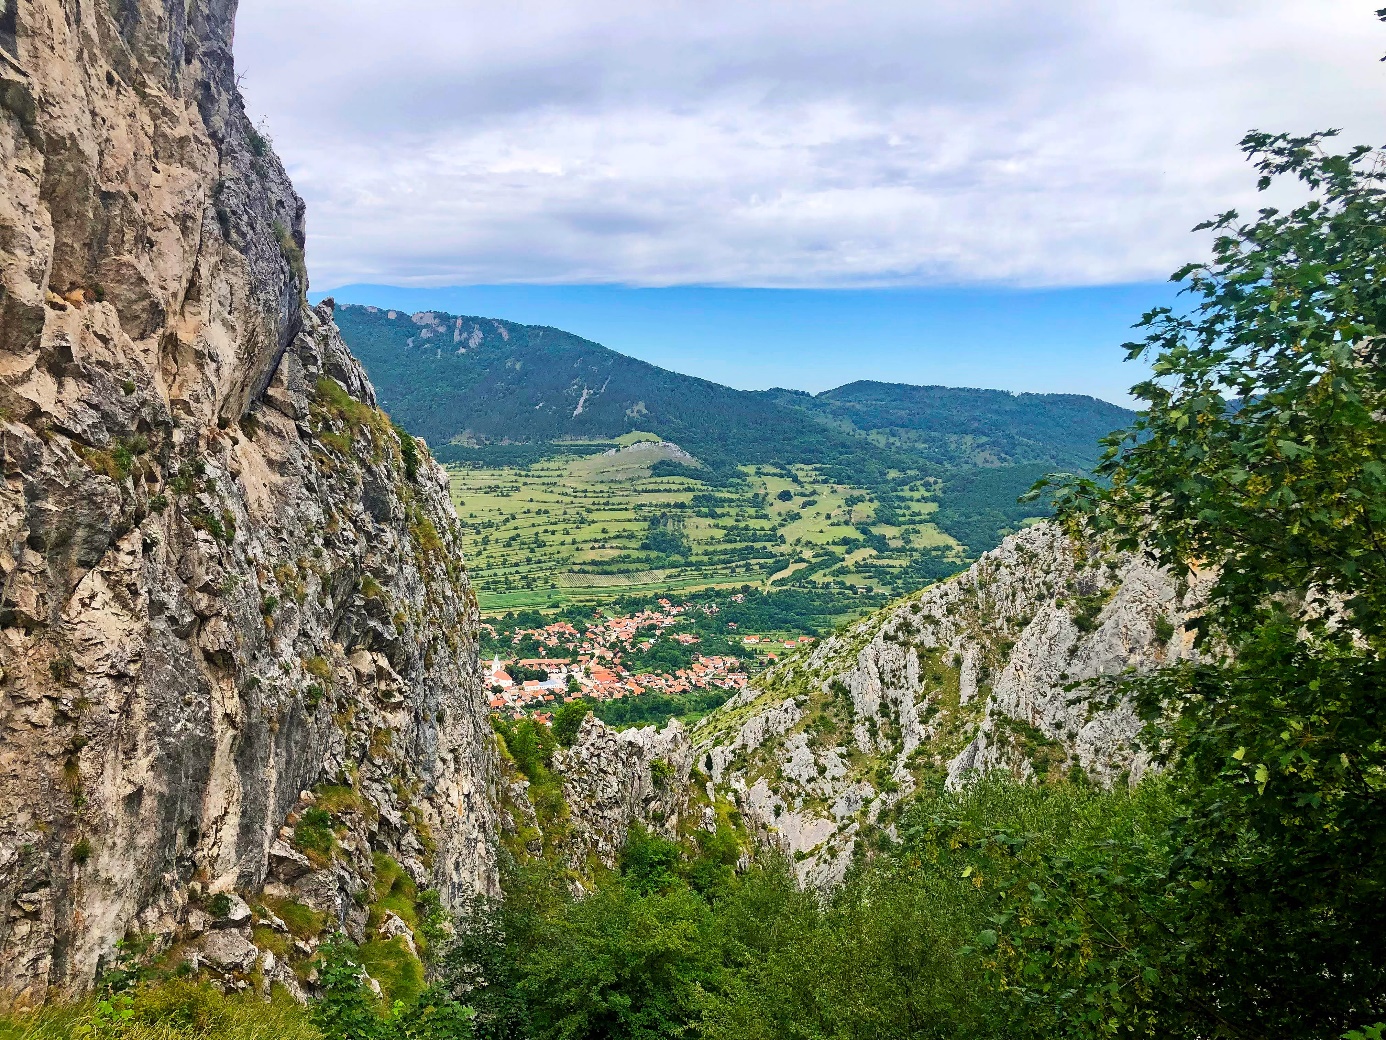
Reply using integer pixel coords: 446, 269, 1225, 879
554, 715, 694, 869
694, 522, 1211, 887
489, 714, 701, 882
0, 0, 499, 1003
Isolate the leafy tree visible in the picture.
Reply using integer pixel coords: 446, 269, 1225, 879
515, 879, 723, 1040
493, 716, 556, 783
313, 933, 477, 1040
684, 825, 742, 899
619, 824, 684, 896
311, 935, 390, 1040
1033, 131, 1386, 1036
551, 700, 590, 747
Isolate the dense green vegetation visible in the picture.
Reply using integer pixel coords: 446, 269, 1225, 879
1026, 130, 1386, 1036
333, 306, 1129, 476
2, 779, 1184, 1040
766, 380, 1133, 469
332, 306, 894, 475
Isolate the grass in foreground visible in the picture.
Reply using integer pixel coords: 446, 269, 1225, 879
0, 981, 320, 1040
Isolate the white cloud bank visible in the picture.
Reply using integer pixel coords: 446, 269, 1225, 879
234, 0, 1385, 289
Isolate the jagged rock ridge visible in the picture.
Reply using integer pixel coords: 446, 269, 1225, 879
0, 0, 500, 1003
693, 522, 1211, 887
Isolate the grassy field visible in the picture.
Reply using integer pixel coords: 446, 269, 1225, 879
448, 437, 965, 614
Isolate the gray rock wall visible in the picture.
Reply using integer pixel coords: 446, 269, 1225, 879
0, 0, 499, 1003
694, 522, 1212, 887
554, 715, 694, 870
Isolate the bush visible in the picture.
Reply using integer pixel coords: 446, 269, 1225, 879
394, 424, 420, 481
551, 700, 590, 747
293, 807, 336, 867
618, 825, 682, 896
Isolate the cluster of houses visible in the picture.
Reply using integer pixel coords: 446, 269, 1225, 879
482, 599, 813, 716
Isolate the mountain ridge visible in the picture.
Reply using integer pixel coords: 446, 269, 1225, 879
333, 304, 1134, 475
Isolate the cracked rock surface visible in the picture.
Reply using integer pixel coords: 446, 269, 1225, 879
554, 715, 694, 870
0, 0, 500, 1002
694, 523, 1212, 887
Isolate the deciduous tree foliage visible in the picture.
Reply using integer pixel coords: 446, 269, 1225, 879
1032, 131, 1386, 1037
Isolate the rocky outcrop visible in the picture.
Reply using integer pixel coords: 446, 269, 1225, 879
694, 522, 1211, 887
554, 715, 694, 870
0, 0, 499, 1004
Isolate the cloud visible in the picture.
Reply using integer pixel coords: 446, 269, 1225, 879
234, 0, 1384, 289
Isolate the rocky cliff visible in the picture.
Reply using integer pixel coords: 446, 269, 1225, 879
554, 715, 695, 869
0, 0, 499, 1004
693, 522, 1211, 887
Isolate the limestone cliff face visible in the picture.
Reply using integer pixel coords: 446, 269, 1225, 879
0, 0, 499, 1003
490, 715, 700, 881
694, 523, 1211, 887
553, 716, 694, 870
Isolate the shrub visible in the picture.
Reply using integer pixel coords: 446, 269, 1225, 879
262, 896, 327, 940
394, 423, 420, 481
303, 655, 333, 683
246, 123, 271, 158
619, 825, 682, 895
272, 221, 306, 287
551, 700, 590, 748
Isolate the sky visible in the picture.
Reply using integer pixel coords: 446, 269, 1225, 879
311, 282, 1179, 403
237, 1, 1384, 400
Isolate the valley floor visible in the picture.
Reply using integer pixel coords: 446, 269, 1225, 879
447, 437, 963, 614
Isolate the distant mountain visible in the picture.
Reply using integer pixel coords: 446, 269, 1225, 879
332, 305, 885, 475
331, 303, 1135, 555
333, 304, 1132, 472
764, 381, 1134, 471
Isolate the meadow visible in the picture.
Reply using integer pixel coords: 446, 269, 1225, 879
447, 434, 964, 614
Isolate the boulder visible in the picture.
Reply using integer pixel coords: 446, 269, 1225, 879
377, 911, 417, 957
199, 931, 258, 973
269, 840, 313, 882
211, 894, 252, 928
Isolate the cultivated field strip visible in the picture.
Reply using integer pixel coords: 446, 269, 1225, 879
448, 447, 962, 613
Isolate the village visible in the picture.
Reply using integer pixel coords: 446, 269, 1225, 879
481, 597, 815, 718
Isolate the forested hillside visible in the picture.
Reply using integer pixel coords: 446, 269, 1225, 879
333, 304, 1130, 558
332, 305, 880, 473
333, 305, 1129, 473
765, 381, 1134, 469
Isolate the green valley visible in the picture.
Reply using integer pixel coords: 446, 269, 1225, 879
333, 302, 1132, 615
448, 435, 962, 613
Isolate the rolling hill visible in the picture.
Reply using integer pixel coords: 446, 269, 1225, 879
331, 302, 1134, 558
764, 380, 1134, 470
331, 304, 880, 474
332, 304, 1132, 472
